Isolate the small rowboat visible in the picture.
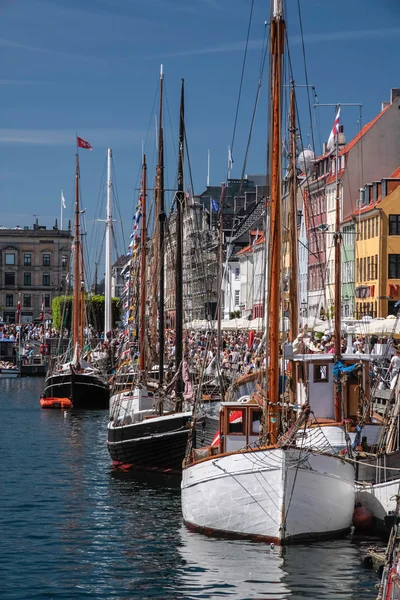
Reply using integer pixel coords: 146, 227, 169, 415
40, 397, 73, 409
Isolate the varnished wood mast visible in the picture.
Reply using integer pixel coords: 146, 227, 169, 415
268, 0, 285, 443
175, 80, 184, 396
289, 85, 299, 342
139, 155, 147, 373
73, 154, 80, 350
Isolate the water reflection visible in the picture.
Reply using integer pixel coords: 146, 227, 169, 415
0, 378, 380, 599
177, 526, 288, 599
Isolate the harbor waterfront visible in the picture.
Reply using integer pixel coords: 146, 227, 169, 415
0, 377, 381, 599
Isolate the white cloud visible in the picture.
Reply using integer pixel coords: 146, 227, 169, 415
145, 26, 400, 59
0, 129, 148, 147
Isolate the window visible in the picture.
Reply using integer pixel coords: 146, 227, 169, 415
23, 295, 31, 308
228, 410, 243, 434
24, 273, 31, 286
314, 364, 329, 383
43, 253, 51, 266
371, 219, 374, 238
61, 255, 68, 267
235, 267, 240, 281
5, 272, 15, 285
367, 257, 371, 281
250, 410, 262, 435
5, 294, 13, 307
44, 294, 50, 308
42, 273, 50, 286
389, 215, 400, 236
5, 253, 15, 265
24, 253, 31, 266
367, 219, 370, 239
389, 255, 400, 279
234, 290, 240, 306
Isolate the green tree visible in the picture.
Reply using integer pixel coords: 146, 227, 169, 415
52, 295, 121, 331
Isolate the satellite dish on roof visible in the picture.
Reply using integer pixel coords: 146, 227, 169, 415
297, 148, 315, 175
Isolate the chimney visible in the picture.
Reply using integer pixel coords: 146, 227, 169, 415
390, 88, 400, 103
337, 125, 346, 149
322, 142, 328, 154
382, 101, 390, 111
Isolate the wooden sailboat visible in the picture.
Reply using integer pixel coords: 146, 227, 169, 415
43, 148, 109, 409
181, 0, 356, 544
107, 77, 193, 470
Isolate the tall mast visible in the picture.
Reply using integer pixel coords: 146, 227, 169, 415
105, 148, 113, 335
73, 154, 80, 349
334, 104, 342, 421
267, 0, 284, 443
334, 107, 342, 357
158, 65, 165, 385
217, 183, 226, 364
288, 85, 299, 341
139, 155, 147, 373
79, 242, 85, 350
175, 79, 184, 394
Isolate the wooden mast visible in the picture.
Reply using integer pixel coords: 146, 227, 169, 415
73, 154, 80, 352
79, 243, 85, 350
334, 104, 342, 421
158, 65, 165, 385
175, 79, 184, 397
139, 155, 147, 374
216, 183, 226, 364
288, 84, 299, 342
268, 0, 285, 444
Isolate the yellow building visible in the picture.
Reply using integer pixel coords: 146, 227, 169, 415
354, 167, 400, 318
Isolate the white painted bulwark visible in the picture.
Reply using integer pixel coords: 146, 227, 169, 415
356, 479, 399, 525
109, 385, 154, 419
182, 448, 355, 543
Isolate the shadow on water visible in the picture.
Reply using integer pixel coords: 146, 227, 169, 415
0, 378, 382, 599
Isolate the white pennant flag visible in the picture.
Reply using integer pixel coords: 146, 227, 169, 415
61, 190, 66, 209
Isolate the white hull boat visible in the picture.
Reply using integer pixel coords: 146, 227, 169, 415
182, 446, 355, 544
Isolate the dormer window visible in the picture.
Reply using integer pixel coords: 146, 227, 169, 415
373, 183, 378, 202
382, 179, 387, 199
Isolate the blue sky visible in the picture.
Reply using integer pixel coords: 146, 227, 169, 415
0, 0, 399, 278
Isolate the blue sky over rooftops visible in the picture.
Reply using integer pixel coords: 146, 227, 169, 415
0, 0, 399, 276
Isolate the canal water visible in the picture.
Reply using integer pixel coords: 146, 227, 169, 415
1, 377, 381, 599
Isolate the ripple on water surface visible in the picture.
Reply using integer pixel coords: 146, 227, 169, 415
0, 378, 380, 599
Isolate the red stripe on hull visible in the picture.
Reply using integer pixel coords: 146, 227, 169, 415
112, 461, 181, 475
183, 519, 281, 545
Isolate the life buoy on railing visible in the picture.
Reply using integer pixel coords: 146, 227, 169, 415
40, 344, 50, 356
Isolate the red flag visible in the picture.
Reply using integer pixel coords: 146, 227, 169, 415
77, 136, 92, 150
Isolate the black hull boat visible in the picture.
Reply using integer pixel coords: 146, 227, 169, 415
44, 371, 109, 410
107, 412, 192, 471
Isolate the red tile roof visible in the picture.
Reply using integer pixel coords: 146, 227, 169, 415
338, 104, 391, 157
390, 166, 400, 178
326, 168, 345, 186
314, 103, 391, 164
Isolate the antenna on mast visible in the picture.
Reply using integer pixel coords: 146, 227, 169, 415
207, 149, 210, 187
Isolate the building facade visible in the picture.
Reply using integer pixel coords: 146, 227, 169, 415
0, 221, 72, 323
354, 168, 400, 319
